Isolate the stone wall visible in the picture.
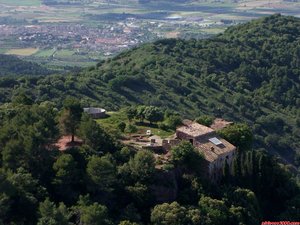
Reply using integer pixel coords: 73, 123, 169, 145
90, 112, 106, 119
176, 130, 195, 142
162, 139, 181, 151
208, 149, 236, 183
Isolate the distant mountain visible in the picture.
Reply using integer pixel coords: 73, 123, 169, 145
0, 14, 299, 169
0, 54, 51, 76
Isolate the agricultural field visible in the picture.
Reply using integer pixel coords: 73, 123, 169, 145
0, 0, 300, 67
5, 48, 39, 56
0, 0, 41, 6
33, 48, 56, 57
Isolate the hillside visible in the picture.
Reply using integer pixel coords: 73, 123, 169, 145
0, 14, 300, 169
0, 54, 51, 76
0, 14, 300, 224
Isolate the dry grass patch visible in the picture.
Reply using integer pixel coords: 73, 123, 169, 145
6, 48, 39, 56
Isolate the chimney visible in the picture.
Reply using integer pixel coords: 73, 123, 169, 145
211, 146, 214, 151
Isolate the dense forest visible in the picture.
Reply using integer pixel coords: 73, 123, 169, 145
0, 54, 51, 76
0, 14, 299, 170
0, 96, 299, 225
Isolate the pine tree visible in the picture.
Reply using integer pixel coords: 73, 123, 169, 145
59, 97, 82, 142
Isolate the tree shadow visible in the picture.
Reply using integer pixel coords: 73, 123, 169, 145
135, 121, 158, 128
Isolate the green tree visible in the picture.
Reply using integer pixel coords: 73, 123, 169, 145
79, 114, 115, 153
5, 168, 47, 224
195, 115, 214, 126
0, 171, 13, 224
125, 182, 153, 208
125, 107, 137, 122
59, 97, 82, 142
1, 139, 23, 171
164, 114, 182, 130
171, 141, 203, 172
229, 188, 261, 225
115, 147, 135, 163
198, 196, 229, 225
151, 202, 189, 225
12, 93, 33, 105
53, 154, 79, 184
86, 155, 117, 192
187, 208, 201, 225
126, 124, 138, 133
37, 198, 69, 225
0, 104, 58, 180
171, 141, 195, 164
79, 202, 111, 225
143, 106, 164, 124
118, 122, 127, 132
218, 123, 253, 151
135, 106, 146, 122
52, 154, 80, 203
119, 221, 139, 225
128, 150, 156, 183
229, 206, 246, 225
119, 204, 141, 223
0, 193, 10, 225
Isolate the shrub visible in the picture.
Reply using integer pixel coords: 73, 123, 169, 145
195, 115, 214, 126
126, 124, 138, 133
118, 122, 126, 132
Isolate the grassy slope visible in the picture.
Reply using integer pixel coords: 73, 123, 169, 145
96, 110, 174, 138
0, 14, 299, 168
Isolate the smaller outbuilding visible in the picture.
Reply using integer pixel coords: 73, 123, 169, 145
83, 107, 106, 119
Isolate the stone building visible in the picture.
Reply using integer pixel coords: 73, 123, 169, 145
176, 122, 236, 182
126, 120, 236, 183
176, 122, 216, 145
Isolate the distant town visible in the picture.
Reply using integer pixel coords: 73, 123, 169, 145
1, 0, 300, 67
